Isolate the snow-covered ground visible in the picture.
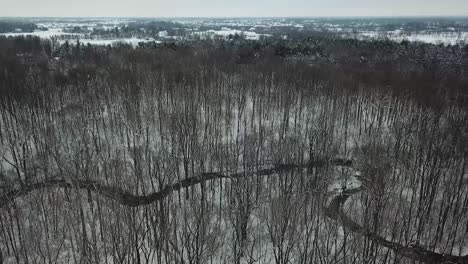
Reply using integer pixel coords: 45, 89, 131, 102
192, 27, 272, 40
355, 30, 468, 45
0, 28, 82, 38
0, 30, 161, 47
58, 37, 162, 47
2, 18, 468, 46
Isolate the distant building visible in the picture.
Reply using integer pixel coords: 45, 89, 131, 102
158, 31, 168, 37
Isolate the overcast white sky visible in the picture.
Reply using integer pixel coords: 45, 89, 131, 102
1, 0, 467, 17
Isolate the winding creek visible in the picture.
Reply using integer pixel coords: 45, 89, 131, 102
1, 160, 467, 263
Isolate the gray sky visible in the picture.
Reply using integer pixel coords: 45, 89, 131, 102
1, 0, 467, 17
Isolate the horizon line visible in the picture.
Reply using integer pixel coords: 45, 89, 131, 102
1, 15, 468, 19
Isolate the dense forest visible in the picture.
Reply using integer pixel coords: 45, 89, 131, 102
0, 34, 468, 263
0, 21, 37, 34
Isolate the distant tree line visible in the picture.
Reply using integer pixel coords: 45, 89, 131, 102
0, 21, 37, 33
1, 34, 467, 108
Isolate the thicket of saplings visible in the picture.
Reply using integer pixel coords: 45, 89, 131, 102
0, 36, 467, 263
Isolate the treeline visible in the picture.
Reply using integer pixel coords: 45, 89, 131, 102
63, 20, 187, 39
1, 34, 467, 108
308, 17, 468, 32
0, 21, 37, 33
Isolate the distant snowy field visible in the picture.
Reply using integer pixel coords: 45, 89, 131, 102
353, 30, 468, 45
0, 28, 79, 38
58, 38, 162, 47
0, 29, 161, 47
0, 31, 160, 47
1, 18, 468, 46
192, 27, 272, 40
0, 19, 162, 47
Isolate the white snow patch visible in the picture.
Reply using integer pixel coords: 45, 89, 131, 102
58, 38, 161, 47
